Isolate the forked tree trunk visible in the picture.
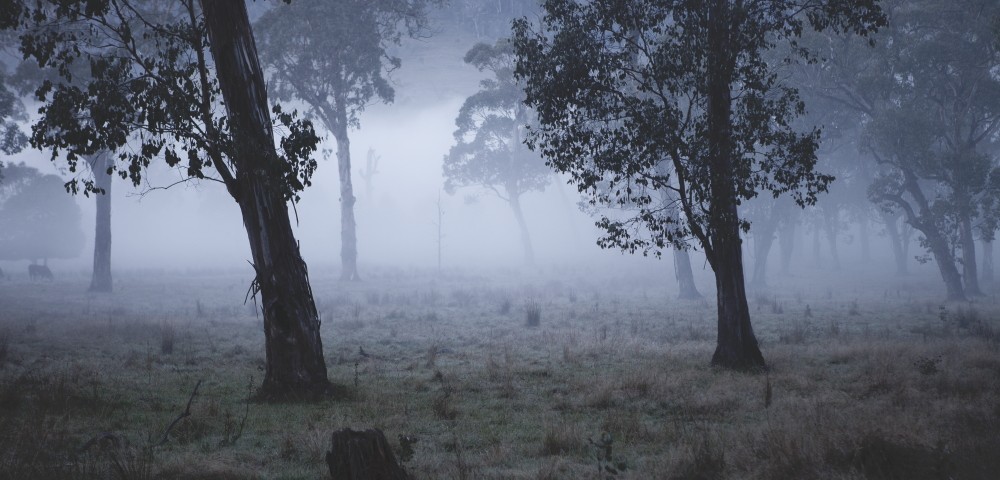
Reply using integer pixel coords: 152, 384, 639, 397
201, 0, 330, 398
925, 225, 966, 301
706, 0, 764, 371
897, 171, 965, 301
509, 193, 535, 266
882, 210, 908, 275
960, 214, 981, 295
779, 220, 795, 274
87, 152, 113, 293
673, 248, 702, 299
330, 105, 360, 282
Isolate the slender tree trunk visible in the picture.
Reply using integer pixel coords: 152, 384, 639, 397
882, 210, 908, 275
812, 224, 822, 267
824, 208, 840, 269
87, 152, 113, 293
706, 0, 764, 371
982, 239, 994, 288
673, 248, 702, 299
332, 110, 360, 281
201, 0, 330, 398
508, 193, 535, 266
779, 220, 795, 274
960, 214, 981, 295
751, 216, 777, 288
858, 214, 870, 262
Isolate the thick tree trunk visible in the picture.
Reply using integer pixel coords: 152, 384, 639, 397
983, 239, 994, 288
960, 214, 981, 295
333, 120, 360, 282
779, 220, 795, 274
87, 152, 113, 293
201, 0, 330, 398
673, 248, 702, 299
925, 226, 966, 301
706, 0, 764, 371
326, 429, 411, 480
882, 210, 908, 275
508, 193, 535, 266
896, 170, 965, 301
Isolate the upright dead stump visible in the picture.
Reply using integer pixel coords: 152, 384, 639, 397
326, 428, 411, 480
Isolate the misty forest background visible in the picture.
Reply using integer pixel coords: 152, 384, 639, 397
1, 0, 999, 479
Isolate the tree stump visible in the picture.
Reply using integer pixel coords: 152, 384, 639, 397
326, 428, 411, 480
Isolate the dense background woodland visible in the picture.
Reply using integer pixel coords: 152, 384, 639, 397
0, 0, 998, 478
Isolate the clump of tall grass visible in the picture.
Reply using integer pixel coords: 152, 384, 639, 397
525, 301, 541, 327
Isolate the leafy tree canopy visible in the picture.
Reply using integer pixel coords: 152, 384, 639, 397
512, 0, 883, 261
444, 40, 549, 201
2, 0, 319, 202
256, 0, 438, 132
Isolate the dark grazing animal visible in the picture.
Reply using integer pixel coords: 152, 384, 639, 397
28, 264, 54, 281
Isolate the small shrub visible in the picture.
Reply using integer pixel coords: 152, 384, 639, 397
499, 298, 512, 315
848, 300, 860, 316
160, 322, 175, 355
541, 421, 584, 456
525, 302, 541, 327
433, 392, 459, 420
426, 345, 438, 369
913, 355, 942, 375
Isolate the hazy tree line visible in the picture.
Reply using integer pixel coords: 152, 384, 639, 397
2, 0, 997, 389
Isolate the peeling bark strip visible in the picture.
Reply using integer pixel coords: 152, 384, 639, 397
200, 0, 330, 397
88, 151, 113, 293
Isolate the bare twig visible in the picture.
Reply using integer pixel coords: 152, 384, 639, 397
152, 379, 202, 447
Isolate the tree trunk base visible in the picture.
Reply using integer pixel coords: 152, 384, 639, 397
326, 428, 411, 480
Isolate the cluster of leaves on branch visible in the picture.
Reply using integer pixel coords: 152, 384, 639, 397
3, 0, 319, 202
512, 0, 882, 260
256, 0, 438, 135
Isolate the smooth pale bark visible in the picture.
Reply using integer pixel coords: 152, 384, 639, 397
201, 0, 330, 398
508, 194, 535, 266
87, 152, 113, 293
960, 214, 982, 295
331, 113, 360, 281
673, 248, 702, 299
706, 0, 764, 371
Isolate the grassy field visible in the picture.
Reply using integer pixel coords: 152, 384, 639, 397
0, 265, 998, 479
